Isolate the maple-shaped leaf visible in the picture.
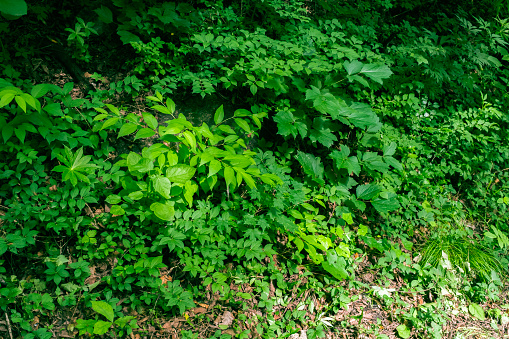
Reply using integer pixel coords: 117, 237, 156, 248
53, 146, 97, 186
295, 151, 324, 185
273, 110, 307, 138
330, 146, 361, 175
309, 117, 337, 147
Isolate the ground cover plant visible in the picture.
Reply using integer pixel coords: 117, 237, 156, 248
1, 0, 509, 338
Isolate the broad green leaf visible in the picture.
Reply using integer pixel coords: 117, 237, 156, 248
309, 117, 337, 147
356, 184, 381, 200
0, 0, 27, 17
110, 205, 125, 216
469, 303, 485, 321
273, 110, 307, 138
234, 118, 251, 133
182, 131, 196, 150
383, 142, 397, 156
0, 92, 15, 107
360, 63, 393, 84
166, 164, 196, 184
117, 30, 141, 44
343, 60, 364, 75
322, 250, 348, 280
105, 195, 121, 204
31, 84, 52, 98
372, 195, 400, 213
101, 117, 119, 130
14, 95, 26, 113
152, 104, 173, 115
384, 156, 403, 171
142, 112, 158, 130
91, 301, 114, 322
118, 123, 138, 137
342, 213, 354, 225
150, 202, 175, 221
94, 5, 113, 23
208, 159, 221, 177
114, 316, 135, 328
153, 175, 172, 199
134, 128, 155, 140
93, 320, 113, 335
224, 166, 235, 189
330, 147, 361, 175
396, 324, 411, 339
295, 151, 324, 185
214, 104, 224, 125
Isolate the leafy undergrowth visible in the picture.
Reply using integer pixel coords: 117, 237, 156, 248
1, 0, 509, 339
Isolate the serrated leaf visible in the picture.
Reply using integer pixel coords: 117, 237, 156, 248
372, 195, 400, 213
166, 165, 196, 184
295, 151, 324, 185
343, 60, 364, 75
93, 320, 113, 335
359, 63, 393, 84
91, 301, 114, 322
330, 147, 361, 175
94, 5, 113, 23
356, 184, 381, 200
383, 142, 397, 156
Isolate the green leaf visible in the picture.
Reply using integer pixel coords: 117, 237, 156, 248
117, 30, 141, 44
384, 156, 403, 171
295, 151, 324, 185
150, 202, 175, 221
14, 95, 26, 113
110, 205, 125, 216
166, 165, 196, 184
360, 63, 393, 84
234, 118, 251, 133
134, 128, 156, 140
330, 147, 361, 175
322, 250, 348, 280
94, 5, 113, 23
356, 184, 381, 200
118, 123, 138, 137
372, 195, 400, 213
396, 324, 411, 338
153, 175, 172, 199
0, 0, 27, 17
182, 131, 196, 150
309, 117, 337, 147
208, 159, 221, 177
383, 142, 397, 156
91, 300, 114, 322
273, 110, 307, 138
142, 112, 158, 130
93, 320, 113, 335
214, 105, 224, 125
469, 303, 485, 321
224, 166, 235, 190
31, 84, 52, 98
101, 117, 119, 130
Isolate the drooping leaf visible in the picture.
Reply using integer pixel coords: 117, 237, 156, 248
214, 104, 224, 125
468, 303, 485, 321
295, 151, 324, 185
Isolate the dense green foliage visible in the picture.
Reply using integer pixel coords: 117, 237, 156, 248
1, 0, 509, 338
